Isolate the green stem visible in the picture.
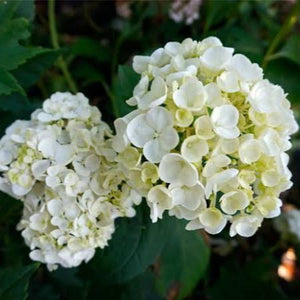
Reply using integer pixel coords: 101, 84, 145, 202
48, 0, 78, 93
262, 1, 300, 69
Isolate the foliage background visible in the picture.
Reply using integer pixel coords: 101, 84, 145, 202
0, 0, 300, 299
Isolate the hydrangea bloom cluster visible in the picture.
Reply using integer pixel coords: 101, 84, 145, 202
112, 37, 298, 237
169, 0, 203, 25
0, 92, 141, 270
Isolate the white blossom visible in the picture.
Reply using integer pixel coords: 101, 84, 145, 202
126, 106, 179, 163
112, 36, 297, 238
1, 92, 139, 270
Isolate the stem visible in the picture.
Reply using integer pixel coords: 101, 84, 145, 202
262, 1, 300, 69
48, 0, 78, 93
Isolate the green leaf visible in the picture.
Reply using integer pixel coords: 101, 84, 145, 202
270, 35, 300, 66
155, 218, 210, 300
0, 93, 39, 113
0, 0, 34, 24
71, 37, 110, 63
0, 1, 19, 24
0, 15, 46, 72
49, 268, 88, 300
112, 65, 139, 117
122, 270, 163, 300
204, 0, 239, 33
85, 204, 172, 284
0, 263, 40, 300
0, 69, 24, 96
12, 49, 58, 88
15, 0, 35, 22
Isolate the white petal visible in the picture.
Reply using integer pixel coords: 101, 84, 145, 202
201, 46, 234, 71
217, 71, 240, 93
138, 77, 167, 109
204, 82, 225, 108
186, 218, 203, 230
31, 160, 50, 179
38, 138, 57, 158
194, 116, 215, 140
228, 54, 263, 82
214, 126, 240, 139
133, 55, 151, 73
47, 199, 63, 216
55, 144, 74, 165
143, 139, 167, 163
181, 135, 208, 162
205, 169, 238, 198
159, 127, 179, 150
239, 138, 261, 164
146, 106, 173, 132
127, 114, 155, 147
158, 153, 198, 187
147, 185, 173, 222
211, 104, 239, 128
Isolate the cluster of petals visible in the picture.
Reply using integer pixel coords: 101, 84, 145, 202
0, 92, 140, 270
112, 37, 298, 238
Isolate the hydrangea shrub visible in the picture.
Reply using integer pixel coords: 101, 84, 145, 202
0, 37, 298, 271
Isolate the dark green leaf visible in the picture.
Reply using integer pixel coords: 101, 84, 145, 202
0, 93, 39, 113
12, 49, 58, 88
0, 0, 34, 24
85, 204, 172, 284
122, 270, 163, 300
0, 69, 24, 96
0, 1, 19, 24
0, 263, 40, 300
156, 218, 210, 300
0, 17, 46, 72
270, 35, 300, 66
112, 65, 139, 117
204, 0, 238, 33
15, 0, 35, 22
49, 268, 88, 300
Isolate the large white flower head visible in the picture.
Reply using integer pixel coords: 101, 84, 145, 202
0, 92, 141, 270
112, 37, 298, 238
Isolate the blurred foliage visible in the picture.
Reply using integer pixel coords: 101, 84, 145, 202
0, 0, 300, 299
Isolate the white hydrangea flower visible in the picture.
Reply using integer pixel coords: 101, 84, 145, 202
126, 106, 179, 163
173, 77, 207, 112
0, 92, 139, 270
113, 37, 298, 238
